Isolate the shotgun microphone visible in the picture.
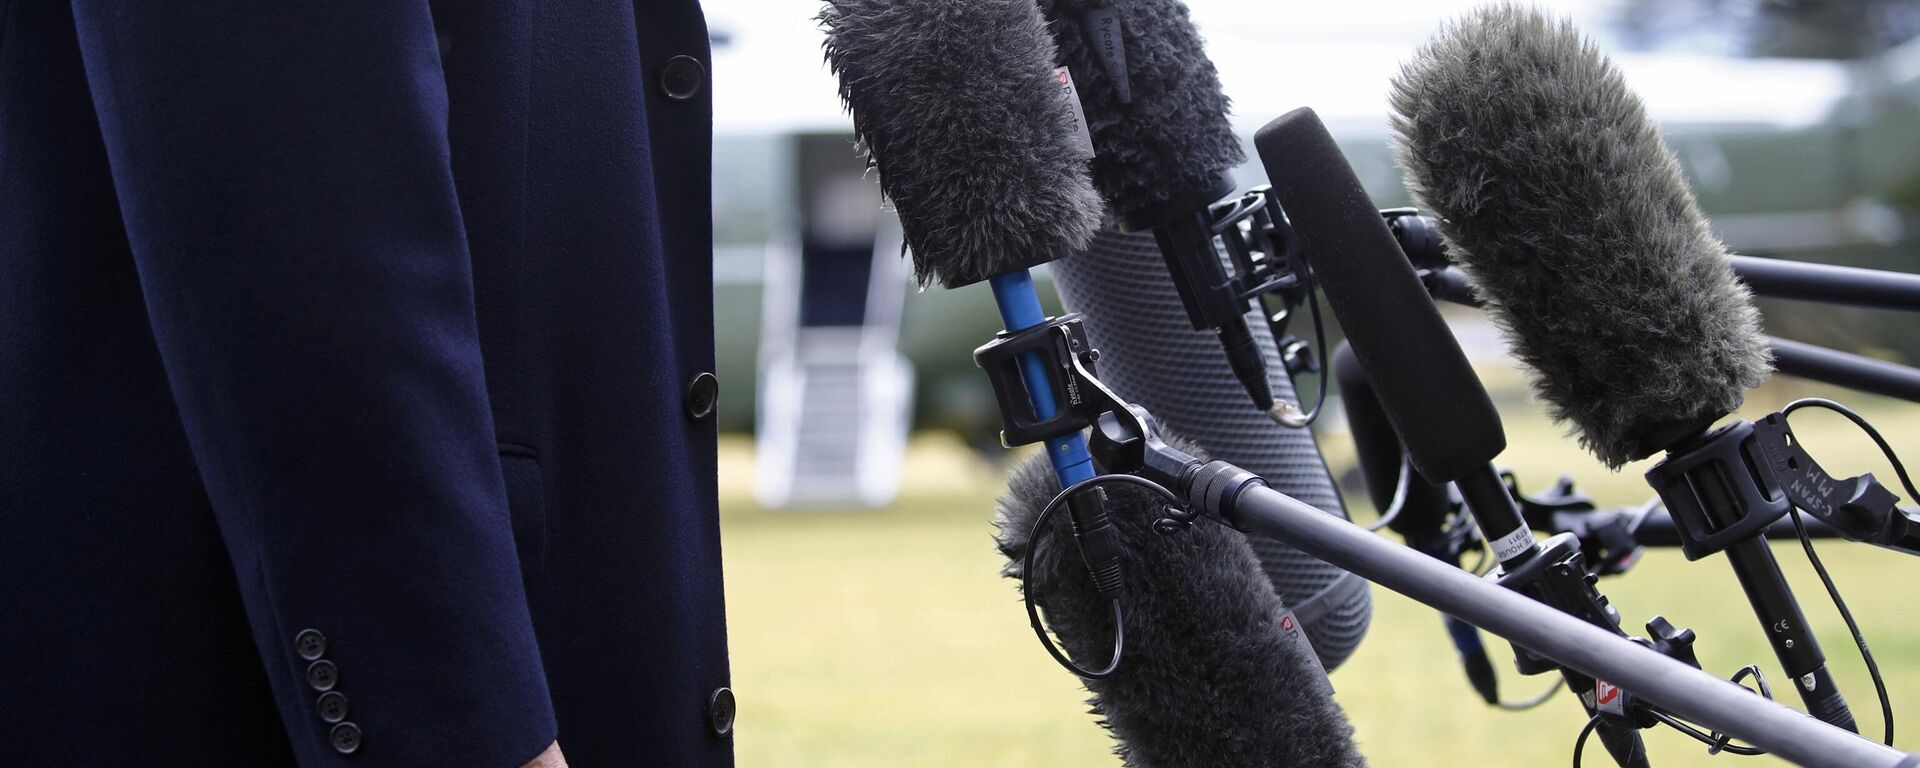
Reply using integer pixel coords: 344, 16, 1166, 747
997, 445, 1367, 768
821, 0, 1126, 624
1332, 341, 1498, 704
1256, 108, 1504, 485
1038, 0, 1287, 425
1041, 0, 1371, 671
1391, 4, 1857, 733
1390, 6, 1769, 471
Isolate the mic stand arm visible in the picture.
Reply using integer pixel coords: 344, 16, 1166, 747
1416, 242, 1920, 405
1067, 362, 1913, 768
973, 313, 1912, 767
1386, 207, 1920, 313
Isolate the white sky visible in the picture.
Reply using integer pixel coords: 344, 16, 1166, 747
708, 0, 1853, 135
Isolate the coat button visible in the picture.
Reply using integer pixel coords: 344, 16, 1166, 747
306, 659, 339, 692
659, 55, 705, 101
294, 629, 327, 661
685, 372, 718, 420
316, 691, 350, 724
329, 722, 363, 755
707, 686, 735, 737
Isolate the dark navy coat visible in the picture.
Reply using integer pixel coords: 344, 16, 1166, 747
0, 1, 731, 765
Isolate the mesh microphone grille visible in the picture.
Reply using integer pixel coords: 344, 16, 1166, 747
1051, 228, 1371, 670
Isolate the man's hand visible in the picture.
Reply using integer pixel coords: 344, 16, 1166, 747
522, 742, 567, 768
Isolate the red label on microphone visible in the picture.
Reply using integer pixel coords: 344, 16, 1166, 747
1277, 609, 1331, 692
1595, 679, 1625, 717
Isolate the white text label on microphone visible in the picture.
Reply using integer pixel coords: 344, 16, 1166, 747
1490, 527, 1535, 563
1052, 67, 1096, 160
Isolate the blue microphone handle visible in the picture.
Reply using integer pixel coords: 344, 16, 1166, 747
988, 270, 1127, 608
989, 271, 1098, 487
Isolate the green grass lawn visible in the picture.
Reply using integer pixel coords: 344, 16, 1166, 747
719, 380, 1920, 767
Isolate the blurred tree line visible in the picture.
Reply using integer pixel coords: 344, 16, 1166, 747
1612, 0, 1920, 58
1613, 1, 1920, 368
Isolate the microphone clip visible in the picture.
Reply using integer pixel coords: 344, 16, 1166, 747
1511, 473, 1644, 576
1751, 412, 1919, 556
1138, 182, 1324, 425
1645, 420, 1795, 561
1649, 414, 1920, 559
968, 309, 1207, 492
973, 314, 1105, 448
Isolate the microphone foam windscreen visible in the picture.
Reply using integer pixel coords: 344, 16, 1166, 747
1390, 5, 1771, 467
995, 444, 1367, 768
1040, 0, 1244, 219
820, 0, 1102, 288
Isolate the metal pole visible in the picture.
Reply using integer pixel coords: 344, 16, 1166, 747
1731, 255, 1920, 312
1770, 336, 1920, 403
1424, 267, 1920, 403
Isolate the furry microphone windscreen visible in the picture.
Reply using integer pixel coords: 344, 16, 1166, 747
995, 447, 1367, 768
1040, 0, 1244, 221
820, 0, 1103, 289
1389, 4, 1771, 467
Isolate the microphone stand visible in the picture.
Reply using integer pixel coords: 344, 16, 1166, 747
971, 312, 1915, 768
1769, 337, 1920, 404
981, 272, 1127, 614
1405, 233, 1919, 731
1418, 248, 1861, 731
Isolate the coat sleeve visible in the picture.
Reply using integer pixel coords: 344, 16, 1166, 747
68, 2, 556, 765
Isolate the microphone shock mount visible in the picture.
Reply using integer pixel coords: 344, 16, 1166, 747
1130, 180, 1326, 427
1645, 417, 1867, 732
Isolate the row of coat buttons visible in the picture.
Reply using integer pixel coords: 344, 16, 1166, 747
661, 44, 720, 729
296, 629, 362, 755
658, 37, 720, 716
659, 48, 713, 421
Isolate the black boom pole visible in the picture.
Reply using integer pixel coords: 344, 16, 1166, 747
1731, 255, 1920, 313
1203, 469, 1914, 768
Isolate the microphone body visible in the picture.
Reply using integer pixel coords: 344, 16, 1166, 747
1052, 232, 1371, 671
1332, 341, 1496, 703
1038, 0, 1277, 419
997, 447, 1367, 768
1390, 6, 1768, 468
1042, 0, 1373, 669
